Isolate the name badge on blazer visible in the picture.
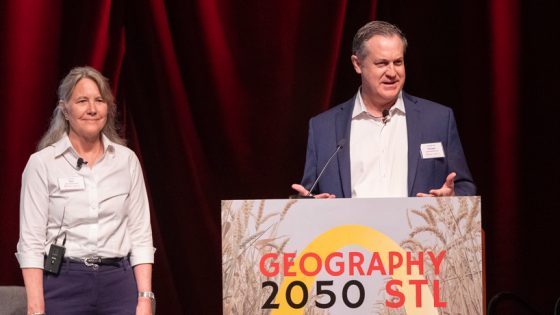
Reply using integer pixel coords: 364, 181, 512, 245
58, 176, 85, 191
420, 142, 445, 159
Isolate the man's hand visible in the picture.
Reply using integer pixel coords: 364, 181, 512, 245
291, 184, 336, 198
416, 172, 456, 197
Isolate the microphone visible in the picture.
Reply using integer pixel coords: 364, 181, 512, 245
382, 109, 389, 124
306, 138, 346, 197
77, 157, 88, 169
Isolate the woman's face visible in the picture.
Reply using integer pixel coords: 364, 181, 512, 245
64, 78, 108, 141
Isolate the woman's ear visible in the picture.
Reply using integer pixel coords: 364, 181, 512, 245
59, 101, 69, 119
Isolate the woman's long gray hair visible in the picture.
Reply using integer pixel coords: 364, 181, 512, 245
37, 66, 126, 150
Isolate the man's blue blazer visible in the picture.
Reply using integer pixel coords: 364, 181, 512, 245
301, 92, 476, 197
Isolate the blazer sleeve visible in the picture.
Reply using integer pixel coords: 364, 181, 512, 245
447, 110, 476, 196
301, 119, 318, 192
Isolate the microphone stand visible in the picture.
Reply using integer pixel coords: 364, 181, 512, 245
290, 139, 346, 199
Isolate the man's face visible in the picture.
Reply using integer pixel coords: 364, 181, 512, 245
351, 35, 406, 107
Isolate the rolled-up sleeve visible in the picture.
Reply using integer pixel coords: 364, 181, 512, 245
126, 153, 155, 266
16, 154, 49, 268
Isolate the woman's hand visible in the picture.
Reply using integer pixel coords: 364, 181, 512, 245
22, 268, 45, 315
136, 298, 153, 315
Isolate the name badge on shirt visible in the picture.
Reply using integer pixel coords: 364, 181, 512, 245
420, 142, 445, 159
58, 176, 85, 191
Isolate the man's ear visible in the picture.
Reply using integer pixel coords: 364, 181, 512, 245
351, 55, 362, 74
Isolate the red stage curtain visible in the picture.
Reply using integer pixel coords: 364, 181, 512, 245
1, 0, 560, 313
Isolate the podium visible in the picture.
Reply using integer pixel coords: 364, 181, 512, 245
222, 197, 483, 314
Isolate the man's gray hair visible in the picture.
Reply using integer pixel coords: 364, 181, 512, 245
352, 20, 408, 60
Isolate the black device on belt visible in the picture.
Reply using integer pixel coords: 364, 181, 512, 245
44, 233, 66, 275
45, 205, 68, 275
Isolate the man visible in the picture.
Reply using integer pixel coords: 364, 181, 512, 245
292, 21, 476, 198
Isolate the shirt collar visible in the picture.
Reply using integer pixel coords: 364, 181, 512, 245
352, 89, 406, 119
53, 133, 74, 158
100, 133, 116, 156
53, 133, 116, 158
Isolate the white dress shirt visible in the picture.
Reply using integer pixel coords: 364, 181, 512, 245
16, 133, 155, 268
350, 90, 408, 198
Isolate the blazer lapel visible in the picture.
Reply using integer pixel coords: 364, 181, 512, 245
335, 97, 355, 198
404, 93, 422, 196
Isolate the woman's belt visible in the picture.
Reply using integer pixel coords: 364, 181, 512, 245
65, 256, 125, 267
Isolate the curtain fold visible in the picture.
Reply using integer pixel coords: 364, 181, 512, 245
490, 0, 520, 294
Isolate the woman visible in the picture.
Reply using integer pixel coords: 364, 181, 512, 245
16, 66, 155, 315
